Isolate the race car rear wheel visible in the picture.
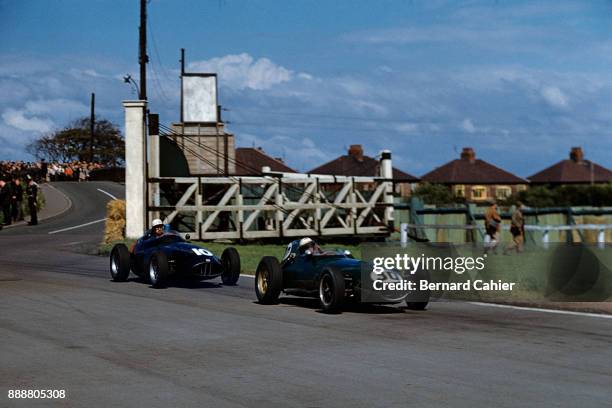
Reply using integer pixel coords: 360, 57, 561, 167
255, 256, 282, 304
221, 247, 241, 285
110, 244, 131, 282
319, 269, 345, 313
406, 268, 431, 310
149, 252, 169, 288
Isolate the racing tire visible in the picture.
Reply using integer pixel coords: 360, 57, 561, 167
319, 269, 345, 313
406, 268, 431, 310
110, 244, 131, 282
148, 251, 169, 289
255, 256, 283, 304
221, 247, 241, 285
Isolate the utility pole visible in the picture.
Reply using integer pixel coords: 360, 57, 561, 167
90, 92, 95, 162
180, 48, 185, 121
139, 0, 148, 100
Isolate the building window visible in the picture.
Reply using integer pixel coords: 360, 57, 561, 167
471, 186, 487, 200
496, 186, 512, 200
516, 184, 527, 192
455, 185, 465, 197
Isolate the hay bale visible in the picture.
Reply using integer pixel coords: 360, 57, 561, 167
104, 199, 126, 244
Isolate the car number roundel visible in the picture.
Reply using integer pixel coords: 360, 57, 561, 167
192, 248, 213, 256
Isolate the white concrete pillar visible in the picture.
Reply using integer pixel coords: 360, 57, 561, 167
123, 100, 147, 239
380, 150, 394, 229
598, 229, 605, 249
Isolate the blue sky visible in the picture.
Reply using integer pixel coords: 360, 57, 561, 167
1, 0, 612, 177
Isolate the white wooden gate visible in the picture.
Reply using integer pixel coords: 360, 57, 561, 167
148, 174, 393, 240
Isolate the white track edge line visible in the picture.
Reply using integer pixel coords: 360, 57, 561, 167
469, 301, 612, 319
97, 188, 118, 200
48, 218, 107, 234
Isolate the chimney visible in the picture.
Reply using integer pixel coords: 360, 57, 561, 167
569, 147, 584, 163
348, 144, 364, 162
460, 147, 476, 163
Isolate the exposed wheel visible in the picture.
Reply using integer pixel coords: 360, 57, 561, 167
406, 268, 431, 310
319, 269, 345, 312
221, 247, 241, 285
255, 256, 283, 304
110, 244, 131, 282
148, 252, 169, 288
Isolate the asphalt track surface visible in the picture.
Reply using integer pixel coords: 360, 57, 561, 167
1, 182, 611, 407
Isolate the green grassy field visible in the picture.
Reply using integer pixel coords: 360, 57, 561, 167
98, 238, 611, 302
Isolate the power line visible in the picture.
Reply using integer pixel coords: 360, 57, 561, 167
157, 123, 385, 224
226, 119, 612, 137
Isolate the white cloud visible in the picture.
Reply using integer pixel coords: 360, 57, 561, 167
541, 86, 569, 109
188, 53, 293, 90
351, 100, 388, 116
336, 77, 370, 96
1, 108, 54, 133
395, 122, 418, 133
461, 118, 476, 133
236, 132, 329, 172
298, 72, 313, 80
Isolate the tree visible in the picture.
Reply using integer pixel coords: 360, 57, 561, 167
27, 117, 124, 165
412, 183, 464, 205
509, 184, 612, 207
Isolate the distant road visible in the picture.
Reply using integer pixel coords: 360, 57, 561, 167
1, 182, 611, 407
0, 181, 124, 238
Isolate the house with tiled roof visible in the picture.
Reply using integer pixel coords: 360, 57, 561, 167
308, 145, 419, 197
528, 147, 612, 185
421, 147, 528, 202
234, 147, 297, 176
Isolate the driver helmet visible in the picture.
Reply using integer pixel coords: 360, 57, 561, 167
299, 237, 314, 249
152, 219, 164, 228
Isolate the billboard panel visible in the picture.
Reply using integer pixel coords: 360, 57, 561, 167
182, 74, 218, 123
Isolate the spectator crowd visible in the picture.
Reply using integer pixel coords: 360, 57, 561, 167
0, 160, 104, 227
0, 160, 104, 183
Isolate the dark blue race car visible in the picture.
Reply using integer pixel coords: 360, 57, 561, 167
254, 238, 430, 312
109, 225, 240, 288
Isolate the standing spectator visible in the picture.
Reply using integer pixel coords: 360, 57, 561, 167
40, 159, 48, 182
26, 175, 38, 226
504, 201, 525, 254
64, 165, 74, 180
0, 179, 10, 225
79, 164, 88, 182
484, 201, 502, 254
11, 177, 24, 222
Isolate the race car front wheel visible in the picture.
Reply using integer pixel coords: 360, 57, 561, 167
221, 247, 241, 285
148, 252, 169, 289
255, 256, 282, 304
406, 268, 431, 310
110, 244, 131, 282
319, 269, 345, 313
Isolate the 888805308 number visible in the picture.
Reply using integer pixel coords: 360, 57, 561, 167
8, 389, 66, 399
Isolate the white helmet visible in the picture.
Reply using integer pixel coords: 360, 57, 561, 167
299, 237, 314, 248
152, 219, 163, 228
